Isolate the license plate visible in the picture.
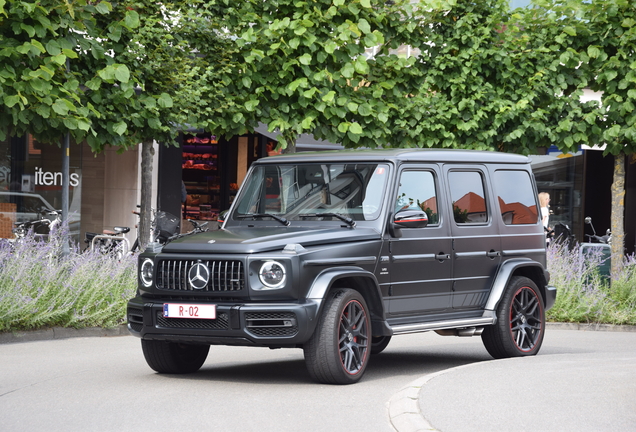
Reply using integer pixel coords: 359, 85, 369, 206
163, 303, 216, 319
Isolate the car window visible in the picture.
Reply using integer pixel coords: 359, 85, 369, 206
233, 163, 389, 221
395, 170, 439, 225
448, 171, 488, 224
494, 170, 539, 225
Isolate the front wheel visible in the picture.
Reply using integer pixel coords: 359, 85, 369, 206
481, 276, 545, 359
303, 288, 371, 384
141, 340, 209, 374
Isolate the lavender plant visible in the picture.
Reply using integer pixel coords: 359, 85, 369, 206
0, 225, 137, 332
546, 241, 636, 325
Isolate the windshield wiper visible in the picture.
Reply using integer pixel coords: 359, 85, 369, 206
302, 213, 356, 228
237, 213, 290, 226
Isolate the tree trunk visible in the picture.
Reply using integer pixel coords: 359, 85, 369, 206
610, 153, 625, 280
139, 140, 155, 250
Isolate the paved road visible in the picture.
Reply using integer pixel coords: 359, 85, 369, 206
412, 328, 636, 432
1, 327, 635, 432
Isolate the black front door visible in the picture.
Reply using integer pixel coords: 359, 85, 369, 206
388, 166, 453, 315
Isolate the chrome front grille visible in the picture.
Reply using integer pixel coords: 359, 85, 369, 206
156, 259, 244, 292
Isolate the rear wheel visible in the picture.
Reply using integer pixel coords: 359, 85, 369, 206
141, 340, 209, 374
482, 276, 545, 359
304, 288, 371, 384
370, 335, 392, 355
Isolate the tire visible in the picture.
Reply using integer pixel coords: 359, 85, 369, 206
303, 288, 371, 384
370, 335, 392, 355
141, 339, 209, 374
481, 276, 545, 359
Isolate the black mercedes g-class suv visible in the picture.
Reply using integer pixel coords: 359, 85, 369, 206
128, 149, 556, 384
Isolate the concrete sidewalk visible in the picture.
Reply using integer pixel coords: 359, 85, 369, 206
389, 324, 636, 432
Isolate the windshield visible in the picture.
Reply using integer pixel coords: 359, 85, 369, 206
233, 163, 390, 222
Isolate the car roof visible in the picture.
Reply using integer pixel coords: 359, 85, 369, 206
255, 148, 531, 165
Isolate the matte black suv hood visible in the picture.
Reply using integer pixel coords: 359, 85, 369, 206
161, 226, 381, 254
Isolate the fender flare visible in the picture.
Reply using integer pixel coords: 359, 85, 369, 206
485, 259, 550, 311
306, 266, 391, 337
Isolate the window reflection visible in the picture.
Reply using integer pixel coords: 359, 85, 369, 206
494, 170, 539, 225
448, 171, 488, 224
395, 171, 439, 225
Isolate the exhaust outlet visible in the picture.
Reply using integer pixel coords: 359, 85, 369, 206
435, 327, 484, 337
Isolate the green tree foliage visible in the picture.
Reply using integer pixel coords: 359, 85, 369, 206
531, 0, 636, 277
1, 0, 229, 248
402, 0, 599, 154
75, 0, 234, 248
573, 0, 636, 277
199, 0, 428, 152
0, 0, 115, 143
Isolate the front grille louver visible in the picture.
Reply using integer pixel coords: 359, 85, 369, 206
156, 259, 244, 292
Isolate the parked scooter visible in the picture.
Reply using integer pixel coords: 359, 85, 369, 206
581, 216, 611, 279
584, 216, 611, 244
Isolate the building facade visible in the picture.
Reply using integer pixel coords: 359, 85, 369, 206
3, 131, 634, 256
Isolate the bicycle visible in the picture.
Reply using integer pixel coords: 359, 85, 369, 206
84, 226, 131, 259
129, 206, 181, 253
12, 209, 62, 242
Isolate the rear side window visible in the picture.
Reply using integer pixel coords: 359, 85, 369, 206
494, 170, 539, 225
448, 171, 488, 224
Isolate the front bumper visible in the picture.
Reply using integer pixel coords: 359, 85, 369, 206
127, 296, 321, 347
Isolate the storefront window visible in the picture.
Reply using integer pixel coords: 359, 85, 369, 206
0, 135, 82, 239
181, 132, 261, 221
182, 133, 220, 221
532, 153, 584, 236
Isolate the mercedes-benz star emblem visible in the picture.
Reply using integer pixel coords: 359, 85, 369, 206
188, 262, 210, 290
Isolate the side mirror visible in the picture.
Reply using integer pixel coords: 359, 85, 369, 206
585, 216, 592, 225
393, 210, 429, 229
217, 210, 228, 229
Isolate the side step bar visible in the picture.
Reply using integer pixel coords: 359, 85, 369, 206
390, 312, 496, 336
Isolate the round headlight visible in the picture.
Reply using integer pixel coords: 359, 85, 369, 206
140, 258, 154, 287
258, 261, 286, 289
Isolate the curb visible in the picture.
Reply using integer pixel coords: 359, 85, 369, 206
387, 363, 482, 432
388, 375, 439, 432
0, 324, 129, 345
546, 322, 636, 332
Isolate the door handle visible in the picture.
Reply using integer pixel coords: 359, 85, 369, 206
486, 250, 501, 258
435, 253, 450, 261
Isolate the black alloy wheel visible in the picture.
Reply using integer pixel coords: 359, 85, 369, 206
304, 288, 371, 384
482, 276, 545, 359
339, 298, 369, 374
510, 286, 543, 352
